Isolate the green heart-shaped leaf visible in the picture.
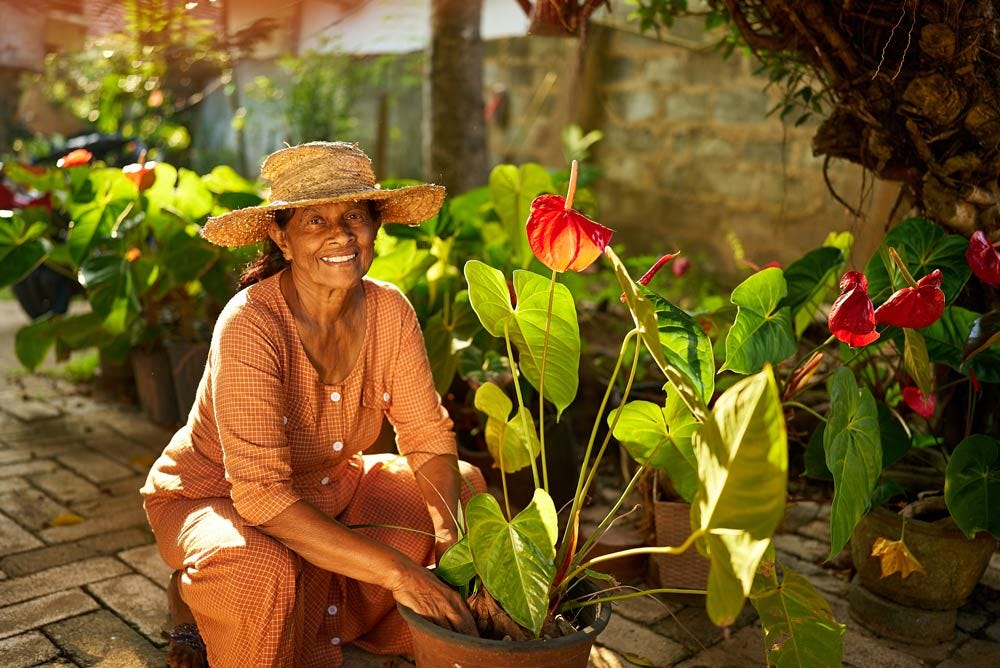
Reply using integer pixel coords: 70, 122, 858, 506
436, 535, 476, 588
824, 368, 881, 559
945, 435, 1000, 539
474, 382, 540, 473
865, 217, 969, 303
489, 163, 554, 269
723, 268, 796, 374
467, 489, 558, 635
643, 286, 715, 403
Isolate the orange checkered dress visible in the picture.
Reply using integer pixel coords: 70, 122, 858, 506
141, 271, 484, 667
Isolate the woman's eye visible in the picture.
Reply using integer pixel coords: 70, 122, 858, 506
308, 216, 323, 225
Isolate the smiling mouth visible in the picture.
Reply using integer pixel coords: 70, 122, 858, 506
320, 253, 358, 264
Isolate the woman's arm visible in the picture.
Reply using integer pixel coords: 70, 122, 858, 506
258, 499, 477, 635
413, 453, 462, 560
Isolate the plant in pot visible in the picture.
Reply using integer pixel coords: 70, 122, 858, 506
795, 216, 1000, 645
396, 163, 846, 667
2, 151, 261, 422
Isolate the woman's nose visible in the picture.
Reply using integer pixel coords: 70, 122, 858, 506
327, 219, 355, 242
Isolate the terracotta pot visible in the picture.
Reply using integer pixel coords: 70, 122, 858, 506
165, 340, 209, 421
851, 505, 995, 610
397, 580, 611, 668
130, 347, 180, 426
652, 500, 710, 592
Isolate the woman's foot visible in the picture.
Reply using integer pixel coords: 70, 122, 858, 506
165, 570, 207, 668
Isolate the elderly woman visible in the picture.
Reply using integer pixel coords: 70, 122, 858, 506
141, 142, 484, 668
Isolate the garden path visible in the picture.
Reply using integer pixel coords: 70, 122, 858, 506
0, 301, 998, 667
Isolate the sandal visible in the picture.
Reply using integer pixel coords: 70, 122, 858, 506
166, 623, 208, 667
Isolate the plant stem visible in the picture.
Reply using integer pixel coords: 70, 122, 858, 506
571, 466, 645, 578
503, 320, 540, 491
537, 267, 558, 494
559, 587, 707, 611
783, 401, 828, 423
564, 160, 578, 210
787, 335, 835, 379
564, 528, 707, 584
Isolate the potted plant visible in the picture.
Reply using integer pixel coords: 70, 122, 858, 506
396, 162, 846, 667
793, 216, 1000, 644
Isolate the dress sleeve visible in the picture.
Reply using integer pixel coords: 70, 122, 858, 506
385, 299, 458, 472
211, 306, 301, 525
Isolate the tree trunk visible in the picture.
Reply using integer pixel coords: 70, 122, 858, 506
424, 0, 489, 196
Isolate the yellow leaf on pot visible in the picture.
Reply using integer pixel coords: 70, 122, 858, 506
871, 536, 925, 579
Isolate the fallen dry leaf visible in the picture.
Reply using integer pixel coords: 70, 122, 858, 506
871, 536, 925, 579
49, 512, 85, 527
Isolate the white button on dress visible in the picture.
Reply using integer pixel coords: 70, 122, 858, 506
282, 416, 288, 425
383, 392, 390, 402
330, 637, 341, 646
327, 604, 338, 615
330, 391, 341, 402
333, 441, 344, 452
321, 476, 330, 485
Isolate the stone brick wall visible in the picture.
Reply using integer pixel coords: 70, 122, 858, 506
481, 18, 866, 280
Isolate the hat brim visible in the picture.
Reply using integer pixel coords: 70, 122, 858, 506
201, 183, 445, 247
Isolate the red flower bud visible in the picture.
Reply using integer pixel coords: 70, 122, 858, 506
902, 386, 936, 419
966, 230, 1000, 286
970, 369, 980, 394
123, 161, 157, 191
56, 149, 93, 168
828, 271, 879, 347
619, 252, 679, 302
873, 269, 945, 329
526, 193, 613, 273
672, 256, 691, 277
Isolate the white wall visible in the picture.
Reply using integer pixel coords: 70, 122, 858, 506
299, 0, 528, 55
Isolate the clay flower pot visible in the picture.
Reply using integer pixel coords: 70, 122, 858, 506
397, 580, 611, 668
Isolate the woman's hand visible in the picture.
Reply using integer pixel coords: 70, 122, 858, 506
390, 560, 479, 637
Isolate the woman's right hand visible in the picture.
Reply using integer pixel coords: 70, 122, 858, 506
390, 560, 479, 637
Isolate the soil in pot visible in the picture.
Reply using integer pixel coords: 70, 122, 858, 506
397, 581, 611, 668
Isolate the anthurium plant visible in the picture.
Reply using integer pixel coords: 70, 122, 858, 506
804, 215, 1000, 570
0, 150, 260, 368
434, 162, 845, 666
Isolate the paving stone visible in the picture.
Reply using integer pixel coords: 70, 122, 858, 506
0, 449, 32, 465
30, 468, 103, 504
613, 593, 680, 625
118, 544, 172, 589
674, 624, 765, 667
2, 399, 61, 422
984, 619, 1000, 642
655, 601, 757, 652
39, 504, 148, 544
0, 459, 60, 479
0, 528, 152, 577
45, 393, 107, 416
589, 645, 630, 668
596, 613, 688, 666
798, 518, 832, 544
91, 474, 148, 499
0, 556, 131, 607
841, 627, 929, 667
933, 638, 1000, 668
958, 610, 990, 634
88, 574, 169, 645
0, 487, 70, 531
0, 630, 61, 668
780, 501, 821, 532
773, 533, 829, 564
0, 476, 29, 493
2, 437, 80, 460
44, 608, 164, 667
56, 450, 133, 484
0, 589, 99, 639
0, 512, 43, 557
86, 434, 163, 472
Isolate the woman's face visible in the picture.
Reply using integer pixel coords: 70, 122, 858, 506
269, 200, 381, 292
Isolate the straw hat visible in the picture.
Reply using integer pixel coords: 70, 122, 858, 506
201, 141, 445, 247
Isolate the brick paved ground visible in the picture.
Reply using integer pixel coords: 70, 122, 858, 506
1, 301, 998, 667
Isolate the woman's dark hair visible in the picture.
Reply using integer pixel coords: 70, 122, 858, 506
237, 201, 381, 290
238, 208, 295, 289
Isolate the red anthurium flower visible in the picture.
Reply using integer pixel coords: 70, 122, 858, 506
526, 194, 613, 272
902, 386, 937, 419
672, 256, 691, 277
123, 160, 157, 191
829, 271, 880, 347
56, 149, 93, 168
966, 230, 1000, 286
873, 269, 945, 329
